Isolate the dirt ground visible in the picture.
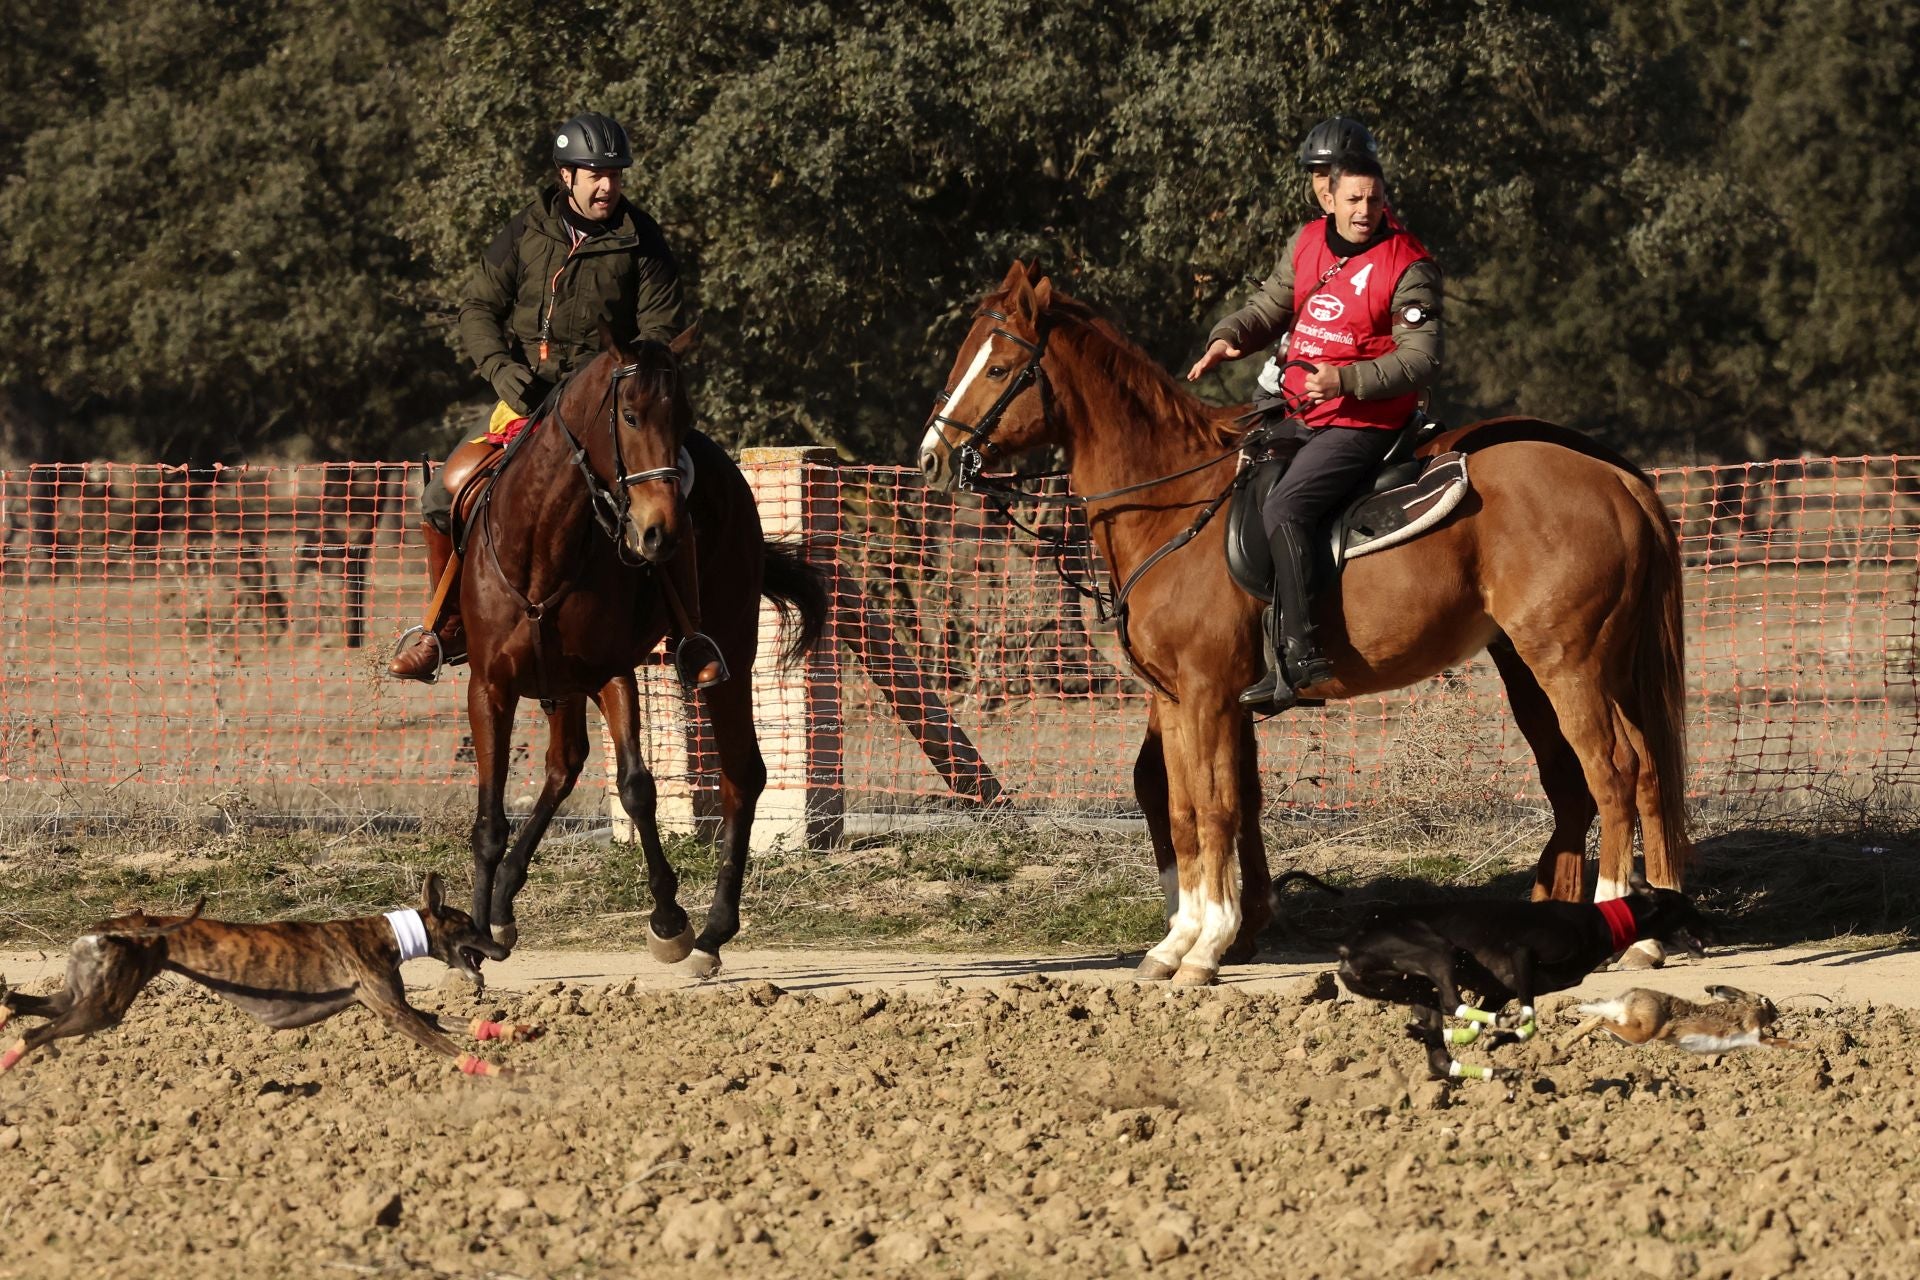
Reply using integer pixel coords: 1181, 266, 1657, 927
4, 945, 1919, 1279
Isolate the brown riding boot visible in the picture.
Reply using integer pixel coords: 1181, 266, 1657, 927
662, 530, 728, 689
387, 522, 467, 682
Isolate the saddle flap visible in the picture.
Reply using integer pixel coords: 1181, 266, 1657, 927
1226, 457, 1285, 602
1334, 450, 1469, 563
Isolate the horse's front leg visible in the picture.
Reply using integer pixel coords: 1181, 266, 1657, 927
487, 695, 590, 951
1136, 687, 1245, 986
595, 674, 693, 964
688, 657, 767, 978
467, 678, 518, 941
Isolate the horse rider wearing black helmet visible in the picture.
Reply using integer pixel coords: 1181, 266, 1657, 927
1187, 117, 1443, 712
389, 111, 727, 688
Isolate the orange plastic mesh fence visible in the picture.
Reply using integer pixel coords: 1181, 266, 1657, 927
0, 455, 1913, 825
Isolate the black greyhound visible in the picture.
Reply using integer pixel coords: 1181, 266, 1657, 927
1336, 872, 1719, 1080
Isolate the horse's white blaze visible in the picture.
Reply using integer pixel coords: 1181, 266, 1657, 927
1146, 872, 1203, 969
1596, 876, 1629, 902
1159, 864, 1180, 920
944, 339, 997, 418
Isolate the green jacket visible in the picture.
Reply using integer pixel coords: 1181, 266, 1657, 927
456, 186, 684, 413
1209, 220, 1443, 403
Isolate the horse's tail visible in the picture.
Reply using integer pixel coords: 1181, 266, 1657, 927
760, 537, 831, 667
1625, 476, 1692, 876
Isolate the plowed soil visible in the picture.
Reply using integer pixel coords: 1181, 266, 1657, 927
3, 956, 1915, 1279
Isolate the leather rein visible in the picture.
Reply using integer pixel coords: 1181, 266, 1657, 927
478, 356, 686, 692
932, 310, 1285, 695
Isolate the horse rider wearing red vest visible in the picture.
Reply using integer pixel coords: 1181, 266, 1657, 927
1187, 125, 1443, 712
388, 112, 726, 688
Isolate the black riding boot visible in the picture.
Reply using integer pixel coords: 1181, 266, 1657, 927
1239, 602, 1291, 710
1238, 520, 1332, 710
1270, 518, 1334, 690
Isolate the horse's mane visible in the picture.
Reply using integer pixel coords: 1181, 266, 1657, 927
992, 286, 1244, 449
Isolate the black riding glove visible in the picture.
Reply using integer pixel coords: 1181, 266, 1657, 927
490, 362, 537, 415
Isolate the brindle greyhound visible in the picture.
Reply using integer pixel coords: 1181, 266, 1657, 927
0, 875, 514, 1077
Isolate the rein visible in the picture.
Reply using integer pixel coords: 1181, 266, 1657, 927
934, 310, 1313, 692
478, 355, 685, 693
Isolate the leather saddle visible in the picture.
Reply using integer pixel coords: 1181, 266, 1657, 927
1225, 416, 1470, 603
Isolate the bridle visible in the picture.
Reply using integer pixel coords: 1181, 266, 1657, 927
929, 309, 1253, 606
554, 354, 688, 568
928, 309, 1313, 698
927, 307, 1052, 493
477, 351, 688, 693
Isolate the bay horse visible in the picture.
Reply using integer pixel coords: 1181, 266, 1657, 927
919, 262, 1689, 985
457, 325, 827, 976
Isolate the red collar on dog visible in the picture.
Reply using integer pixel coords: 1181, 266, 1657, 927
1596, 898, 1638, 952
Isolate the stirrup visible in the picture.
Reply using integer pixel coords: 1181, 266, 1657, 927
674, 633, 730, 690
1287, 652, 1335, 692
387, 625, 445, 683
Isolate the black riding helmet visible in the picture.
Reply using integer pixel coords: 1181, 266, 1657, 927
1297, 117, 1379, 171
553, 112, 633, 170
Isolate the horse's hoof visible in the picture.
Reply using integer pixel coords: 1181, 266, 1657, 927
647, 923, 696, 965
490, 922, 518, 951
1171, 964, 1218, 987
1134, 956, 1179, 982
678, 949, 722, 981
1618, 940, 1668, 971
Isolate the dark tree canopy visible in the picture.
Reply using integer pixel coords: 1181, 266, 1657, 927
1, 0, 1912, 465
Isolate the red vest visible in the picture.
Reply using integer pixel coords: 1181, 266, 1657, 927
1281, 220, 1431, 430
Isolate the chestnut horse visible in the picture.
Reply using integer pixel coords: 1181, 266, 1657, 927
919, 262, 1689, 984
459, 327, 826, 976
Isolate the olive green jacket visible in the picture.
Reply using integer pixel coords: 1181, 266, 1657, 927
456, 186, 684, 412
1208, 220, 1443, 402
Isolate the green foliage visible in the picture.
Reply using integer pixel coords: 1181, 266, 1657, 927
1, 0, 1913, 462
0, 0, 458, 460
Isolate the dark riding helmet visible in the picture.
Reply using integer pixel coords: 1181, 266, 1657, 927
1297, 117, 1379, 171
553, 112, 633, 170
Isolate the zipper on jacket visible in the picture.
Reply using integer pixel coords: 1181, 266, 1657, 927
538, 231, 589, 364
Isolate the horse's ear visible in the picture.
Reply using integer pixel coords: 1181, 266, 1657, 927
1032, 274, 1053, 314
421, 872, 443, 913
668, 319, 701, 360
600, 320, 636, 365
1023, 258, 1045, 283
999, 260, 1029, 291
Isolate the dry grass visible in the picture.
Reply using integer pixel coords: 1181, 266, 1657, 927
0, 769, 1913, 955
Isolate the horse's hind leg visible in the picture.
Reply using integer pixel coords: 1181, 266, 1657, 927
596, 674, 693, 964
1225, 715, 1271, 963
1134, 705, 1177, 920
1488, 639, 1596, 903
488, 695, 591, 950
688, 664, 767, 977
1518, 647, 1643, 915
467, 679, 518, 942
